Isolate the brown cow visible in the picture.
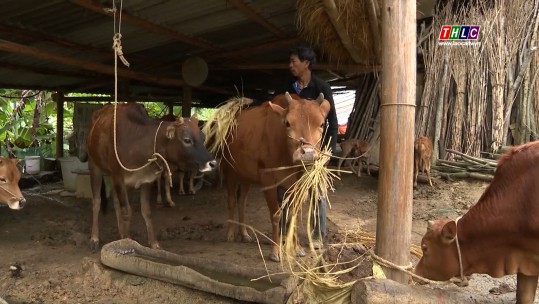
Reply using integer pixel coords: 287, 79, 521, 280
0, 157, 25, 210
86, 103, 216, 251
336, 139, 370, 177
414, 136, 433, 187
221, 92, 331, 262
414, 141, 539, 304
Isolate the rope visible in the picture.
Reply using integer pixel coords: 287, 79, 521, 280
110, 0, 172, 187
453, 216, 468, 287
0, 183, 22, 201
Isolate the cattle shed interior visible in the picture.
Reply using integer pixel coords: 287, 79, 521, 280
0, 0, 437, 106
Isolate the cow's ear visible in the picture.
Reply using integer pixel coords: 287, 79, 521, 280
319, 99, 331, 117
269, 101, 286, 117
441, 220, 457, 244
165, 125, 176, 139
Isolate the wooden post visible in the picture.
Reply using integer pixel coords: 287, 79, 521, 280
375, 0, 416, 283
182, 85, 192, 117
55, 91, 64, 158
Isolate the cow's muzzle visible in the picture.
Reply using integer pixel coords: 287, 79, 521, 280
293, 145, 318, 163
199, 160, 217, 173
8, 197, 26, 210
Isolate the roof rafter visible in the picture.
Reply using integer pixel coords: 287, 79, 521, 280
70, 0, 221, 51
205, 37, 299, 61
227, 0, 288, 38
215, 62, 382, 73
0, 38, 230, 95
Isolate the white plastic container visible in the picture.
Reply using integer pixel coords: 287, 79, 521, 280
24, 156, 41, 175
59, 157, 88, 192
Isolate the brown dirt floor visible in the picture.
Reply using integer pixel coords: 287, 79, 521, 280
0, 168, 532, 303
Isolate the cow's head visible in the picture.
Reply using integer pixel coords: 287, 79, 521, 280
414, 218, 461, 281
0, 157, 26, 210
165, 114, 217, 173
269, 92, 331, 163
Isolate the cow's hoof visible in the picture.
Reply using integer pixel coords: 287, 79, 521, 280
269, 252, 280, 262
226, 234, 235, 242
167, 201, 176, 208
179, 190, 186, 196
150, 243, 161, 250
90, 240, 100, 253
188, 190, 196, 195
296, 247, 306, 257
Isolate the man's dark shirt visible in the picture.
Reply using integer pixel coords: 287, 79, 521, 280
276, 75, 338, 154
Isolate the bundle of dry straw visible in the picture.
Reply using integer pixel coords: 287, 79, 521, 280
201, 97, 246, 158
296, 0, 376, 65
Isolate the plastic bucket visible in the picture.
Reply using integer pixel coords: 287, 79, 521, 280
24, 156, 41, 175
59, 157, 88, 192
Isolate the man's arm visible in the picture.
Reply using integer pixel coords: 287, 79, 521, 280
321, 84, 338, 154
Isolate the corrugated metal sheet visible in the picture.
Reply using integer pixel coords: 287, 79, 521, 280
333, 89, 355, 125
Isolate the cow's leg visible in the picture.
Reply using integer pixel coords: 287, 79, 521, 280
365, 156, 371, 176
140, 184, 160, 249
89, 164, 104, 252
425, 158, 433, 187
237, 183, 252, 242
264, 188, 282, 262
225, 173, 239, 242
178, 171, 186, 195
164, 171, 175, 207
156, 173, 164, 206
112, 180, 131, 239
336, 157, 345, 177
516, 273, 538, 304
188, 170, 196, 195
413, 158, 419, 187
356, 158, 362, 177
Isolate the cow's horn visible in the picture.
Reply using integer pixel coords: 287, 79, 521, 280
427, 220, 434, 230
316, 93, 324, 104
285, 91, 292, 104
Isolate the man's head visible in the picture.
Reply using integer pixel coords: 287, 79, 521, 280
289, 46, 317, 77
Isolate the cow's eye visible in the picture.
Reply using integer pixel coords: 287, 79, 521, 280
421, 244, 427, 253
0, 177, 6, 183
183, 138, 193, 145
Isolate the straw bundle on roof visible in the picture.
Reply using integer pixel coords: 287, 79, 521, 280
296, 0, 378, 65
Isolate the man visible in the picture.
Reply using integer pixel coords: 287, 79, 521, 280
246, 46, 338, 248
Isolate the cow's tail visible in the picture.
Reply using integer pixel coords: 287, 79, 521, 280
100, 178, 108, 215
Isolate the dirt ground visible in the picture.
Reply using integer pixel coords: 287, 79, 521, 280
0, 167, 532, 303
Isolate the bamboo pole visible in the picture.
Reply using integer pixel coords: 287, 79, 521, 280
375, 0, 415, 284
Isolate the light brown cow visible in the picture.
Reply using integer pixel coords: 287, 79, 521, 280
0, 157, 25, 210
336, 139, 370, 177
221, 92, 331, 262
414, 136, 433, 187
414, 141, 539, 304
85, 103, 216, 251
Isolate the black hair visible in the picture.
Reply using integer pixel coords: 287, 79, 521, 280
289, 45, 317, 70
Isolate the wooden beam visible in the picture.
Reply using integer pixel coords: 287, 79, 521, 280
376, 0, 416, 283
55, 92, 64, 158
227, 0, 287, 38
182, 85, 192, 117
321, 0, 363, 64
215, 62, 382, 73
0, 61, 97, 78
205, 37, 299, 61
0, 39, 230, 95
70, 0, 220, 51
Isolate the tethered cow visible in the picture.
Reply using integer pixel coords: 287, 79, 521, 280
85, 103, 216, 251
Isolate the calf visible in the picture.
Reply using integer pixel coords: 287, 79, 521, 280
414, 136, 433, 187
414, 141, 539, 304
0, 157, 25, 210
336, 139, 370, 177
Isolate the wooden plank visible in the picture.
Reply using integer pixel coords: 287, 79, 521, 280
375, 0, 416, 283
215, 62, 382, 73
